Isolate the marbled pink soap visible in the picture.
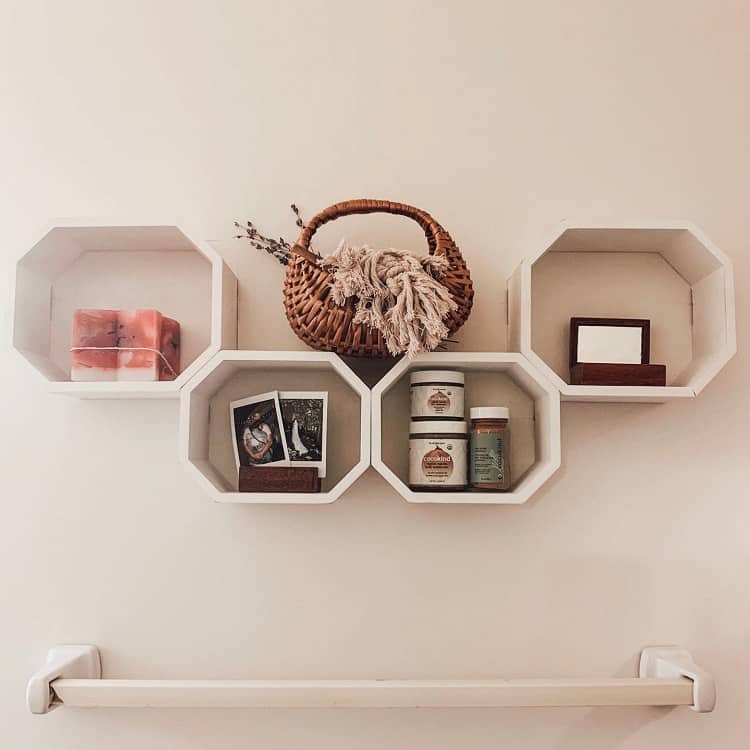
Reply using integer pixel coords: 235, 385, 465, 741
70, 308, 182, 382
159, 316, 180, 381
116, 309, 163, 381
71, 309, 118, 381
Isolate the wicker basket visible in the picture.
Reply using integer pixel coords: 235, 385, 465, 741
283, 199, 474, 358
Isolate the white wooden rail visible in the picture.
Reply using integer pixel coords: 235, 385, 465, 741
27, 645, 716, 714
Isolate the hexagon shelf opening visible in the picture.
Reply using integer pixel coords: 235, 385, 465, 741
507, 222, 736, 403
372, 352, 561, 504
180, 351, 371, 504
13, 222, 238, 398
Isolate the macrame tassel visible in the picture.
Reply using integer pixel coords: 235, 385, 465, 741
320, 242, 458, 357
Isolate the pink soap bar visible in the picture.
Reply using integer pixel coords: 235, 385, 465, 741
70, 308, 182, 382
71, 309, 118, 381
116, 309, 163, 381
159, 316, 180, 381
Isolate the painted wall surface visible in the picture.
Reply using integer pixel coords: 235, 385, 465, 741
1, 1, 748, 746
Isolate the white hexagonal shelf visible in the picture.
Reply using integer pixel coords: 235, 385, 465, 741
508, 222, 736, 403
372, 352, 561, 504
180, 351, 371, 504
12, 221, 238, 398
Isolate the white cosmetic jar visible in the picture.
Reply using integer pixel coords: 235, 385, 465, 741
410, 369, 465, 420
409, 419, 468, 490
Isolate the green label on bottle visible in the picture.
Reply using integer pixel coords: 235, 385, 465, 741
470, 433, 505, 484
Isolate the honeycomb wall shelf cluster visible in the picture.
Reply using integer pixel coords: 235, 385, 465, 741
12, 219, 737, 503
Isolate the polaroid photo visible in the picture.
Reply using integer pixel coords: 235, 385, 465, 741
278, 391, 328, 478
230, 391, 290, 471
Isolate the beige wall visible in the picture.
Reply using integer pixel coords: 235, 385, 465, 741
1, 1, 748, 746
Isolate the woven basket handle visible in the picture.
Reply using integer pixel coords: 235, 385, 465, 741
291, 199, 449, 263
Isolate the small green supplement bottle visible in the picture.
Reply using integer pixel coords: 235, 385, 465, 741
469, 407, 510, 490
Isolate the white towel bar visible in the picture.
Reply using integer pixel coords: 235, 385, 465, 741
27, 645, 715, 714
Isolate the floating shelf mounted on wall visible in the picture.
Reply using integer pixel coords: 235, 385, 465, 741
372, 351, 561, 504
507, 222, 736, 403
12, 221, 238, 399
27, 644, 716, 713
180, 350, 371, 504
10, 218, 738, 503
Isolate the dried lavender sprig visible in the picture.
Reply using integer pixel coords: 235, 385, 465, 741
232, 228, 288, 258
234, 220, 291, 265
233, 204, 320, 265
291, 203, 304, 229
290, 204, 321, 256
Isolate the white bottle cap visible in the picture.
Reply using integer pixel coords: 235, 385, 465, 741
470, 406, 510, 420
409, 420, 468, 434
410, 370, 465, 385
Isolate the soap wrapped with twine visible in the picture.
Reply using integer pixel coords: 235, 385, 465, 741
70, 308, 180, 382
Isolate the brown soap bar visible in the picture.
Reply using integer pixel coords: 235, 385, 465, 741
570, 363, 667, 387
239, 466, 321, 493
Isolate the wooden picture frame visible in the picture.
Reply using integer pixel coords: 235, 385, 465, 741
569, 317, 651, 369
569, 318, 666, 387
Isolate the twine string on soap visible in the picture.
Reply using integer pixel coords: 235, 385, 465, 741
70, 346, 178, 377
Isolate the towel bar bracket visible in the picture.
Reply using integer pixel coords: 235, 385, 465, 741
27, 645, 101, 714
639, 646, 716, 713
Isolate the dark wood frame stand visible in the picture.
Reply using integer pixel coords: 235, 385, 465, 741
569, 317, 667, 387
239, 466, 321, 493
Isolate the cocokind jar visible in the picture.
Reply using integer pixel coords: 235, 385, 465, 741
410, 370, 464, 419
409, 420, 468, 490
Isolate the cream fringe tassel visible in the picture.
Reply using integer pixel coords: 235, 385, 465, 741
320, 242, 458, 357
